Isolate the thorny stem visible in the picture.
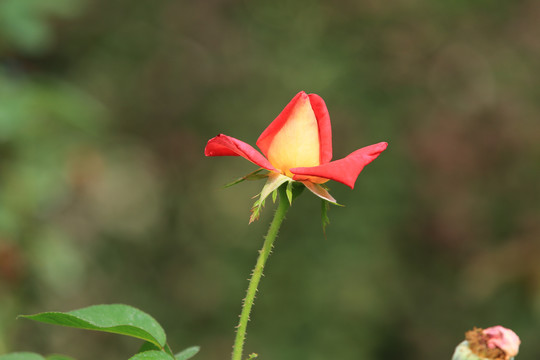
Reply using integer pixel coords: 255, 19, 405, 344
232, 187, 290, 360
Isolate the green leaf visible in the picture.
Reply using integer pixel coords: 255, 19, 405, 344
174, 346, 200, 360
138, 342, 161, 353
46, 356, 76, 360
164, 345, 175, 356
137, 341, 174, 356
20, 304, 167, 348
225, 169, 267, 188
0, 353, 76, 360
128, 351, 174, 360
0, 353, 45, 360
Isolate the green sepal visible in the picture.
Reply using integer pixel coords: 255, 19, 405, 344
174, 346, 200, 360
302, 182, 342, 205
248, 175, 309, 222
249, 197, 265, 224
290, 181, 305, 201
285, 181, 294, 205
225, 169, 268, 188
451, 340, 515, 360
19, 304, 167, 349
321, 200, 330, 235
249, 174, 289, 223
246, 354, 258, 360
452, 341, 481, 360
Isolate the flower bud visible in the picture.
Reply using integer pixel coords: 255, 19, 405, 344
452, 326, 520, 360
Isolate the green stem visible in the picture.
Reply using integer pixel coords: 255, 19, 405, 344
232, 188, 291, 360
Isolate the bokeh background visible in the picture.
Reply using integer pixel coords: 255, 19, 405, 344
1, 0, 539, 359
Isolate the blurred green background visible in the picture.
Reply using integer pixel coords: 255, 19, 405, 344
1, 0, 539, 359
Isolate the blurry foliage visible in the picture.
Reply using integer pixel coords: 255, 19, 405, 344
0, 0, 85, 54
1, 0, 540, 359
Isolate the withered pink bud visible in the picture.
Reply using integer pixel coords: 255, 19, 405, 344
483, 326, 520, 359
452, 326, 521, 360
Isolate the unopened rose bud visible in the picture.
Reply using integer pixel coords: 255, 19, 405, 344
452, 326, 520, 360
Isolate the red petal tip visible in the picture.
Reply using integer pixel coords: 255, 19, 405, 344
204, 134, 276, 171
290, 141, 388, 189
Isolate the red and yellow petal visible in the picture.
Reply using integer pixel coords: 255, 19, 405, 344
256, 92, 332, 175
307, 93, 332, 164
290, 142, 388, 189
205, 134, 277, 171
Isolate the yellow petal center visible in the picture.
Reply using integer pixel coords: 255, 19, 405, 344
267, 96, 320, 177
